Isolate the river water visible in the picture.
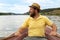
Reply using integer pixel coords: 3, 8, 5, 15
0, 15, 60, 37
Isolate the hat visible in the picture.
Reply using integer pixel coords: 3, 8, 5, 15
29, 3, 40, 10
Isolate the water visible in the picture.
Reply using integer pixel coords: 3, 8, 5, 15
0, 15, 60, 37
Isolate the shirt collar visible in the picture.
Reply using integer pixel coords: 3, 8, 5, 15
30, 15, 42, 20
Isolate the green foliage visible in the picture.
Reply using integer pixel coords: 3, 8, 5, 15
0, 7, 60, 15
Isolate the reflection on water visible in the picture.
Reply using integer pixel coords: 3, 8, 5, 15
0, 15, 60, 37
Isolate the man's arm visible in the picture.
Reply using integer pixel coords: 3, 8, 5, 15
15, 17, 29, 36
44, 16, 57, 36
15, 26, 28, 36
50, 23, 57, 36
51, 23, 57, 32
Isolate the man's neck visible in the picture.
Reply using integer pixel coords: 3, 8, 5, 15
33, 13, 40, 19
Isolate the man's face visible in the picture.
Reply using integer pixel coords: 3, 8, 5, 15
29, 7, 36, 17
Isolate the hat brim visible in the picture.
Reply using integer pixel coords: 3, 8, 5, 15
29, 6, 34, 8
29, 6, 40, 10
29, 6, 37, 9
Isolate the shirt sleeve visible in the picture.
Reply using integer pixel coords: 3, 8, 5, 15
21, 17, 29, 28
44, 16, 53, 26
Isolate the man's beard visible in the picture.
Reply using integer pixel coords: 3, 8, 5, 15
30, 12, 36, 18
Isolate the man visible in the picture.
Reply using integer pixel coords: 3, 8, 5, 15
15, 3, 57, 40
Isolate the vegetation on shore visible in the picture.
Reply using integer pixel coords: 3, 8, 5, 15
0, 7, 60, 15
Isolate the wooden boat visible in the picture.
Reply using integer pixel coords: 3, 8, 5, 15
2, 27, 60, 40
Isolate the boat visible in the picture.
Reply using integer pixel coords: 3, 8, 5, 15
2, 27, 60, 40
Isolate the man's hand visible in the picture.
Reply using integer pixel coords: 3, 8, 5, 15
49, 31, 57, 36
49, 23, 57, 36
15, 32, 21, 36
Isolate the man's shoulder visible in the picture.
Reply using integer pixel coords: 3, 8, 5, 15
25, 16, 31, 21
40, 15, 48, 19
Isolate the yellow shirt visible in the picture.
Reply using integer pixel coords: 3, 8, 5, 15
21, 15, 53, 37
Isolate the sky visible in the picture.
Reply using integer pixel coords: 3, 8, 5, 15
0, 0, 60, 13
